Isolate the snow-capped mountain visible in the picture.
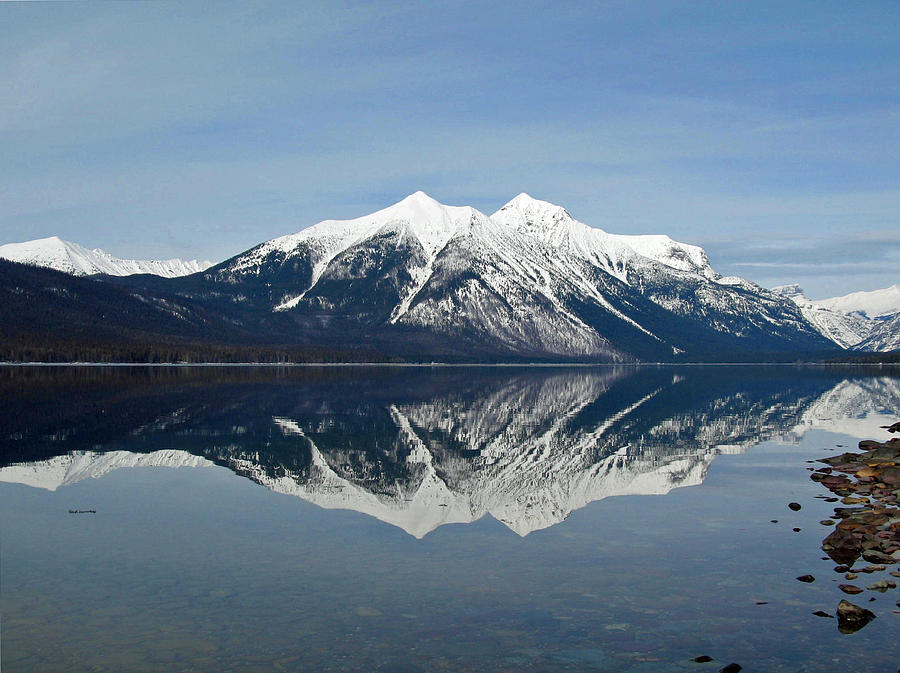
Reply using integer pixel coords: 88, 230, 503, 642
770, 283, 900, 351
198, 191, 832, 360
0, 236, 213, 278
818, 284, 900, 319
853, 312, 900, 352
771, 284, 873, 349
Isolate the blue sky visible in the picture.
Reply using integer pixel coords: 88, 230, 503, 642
1, 1, 897, 298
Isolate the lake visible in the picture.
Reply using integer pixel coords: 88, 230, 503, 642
1, 364, 898, 672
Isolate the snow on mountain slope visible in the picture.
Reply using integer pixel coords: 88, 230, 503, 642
0, 236, 213, 278
490, 193, 716, 281
772, 284, 873, 348
853, 312, 900, 352
817, 284, 900, 319
200, 191, 832, 359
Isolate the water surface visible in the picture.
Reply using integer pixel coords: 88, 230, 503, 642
1, 365, 898, 672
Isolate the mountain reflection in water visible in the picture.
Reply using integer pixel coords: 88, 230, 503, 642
1, 365, 898, 537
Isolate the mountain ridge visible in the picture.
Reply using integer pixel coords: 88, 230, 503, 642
187, 191, 833, 360
6, 191, 896, 360
0, 236, 213, 278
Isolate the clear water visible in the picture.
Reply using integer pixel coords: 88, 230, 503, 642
1, 365, 898, 672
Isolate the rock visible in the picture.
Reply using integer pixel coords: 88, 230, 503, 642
719, 664, 742, 673
863, 550, 897, 565
839, 584, 864, 594
879, 467, 900, 486
836, 599, 877, 634
882, 421, 900, 433
861, 565, 887, 573
867, 580, 896, 592
793, 527, 801, 532
845, 573, 858, 580
788, 502, 802, 511
820, 520, 835, 525
860, 445, 900, 463
812, 610, 833, 618
823, 526, 863, 566
693, 655, 714, 663
796, 575, 815, 583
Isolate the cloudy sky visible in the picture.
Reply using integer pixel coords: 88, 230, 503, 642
2, 1, 897, 299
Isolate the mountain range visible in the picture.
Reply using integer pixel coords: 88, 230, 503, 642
772, 284, 900, 351
0, 236, 212, 278
1, 192, 897, 360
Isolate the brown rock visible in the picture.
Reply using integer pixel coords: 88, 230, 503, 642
836, 599, 877, 634
839, 584, 864, 594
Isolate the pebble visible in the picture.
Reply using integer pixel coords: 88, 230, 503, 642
839, 584, 864, 594
796, 575, 815, 583
812, 610, 833, 618
692, 655, 714, 663
788, 502, 802, 511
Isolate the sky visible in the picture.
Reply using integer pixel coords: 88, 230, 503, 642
1, 1, 898, 299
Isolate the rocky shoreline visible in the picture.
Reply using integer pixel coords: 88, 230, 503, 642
809, 421, 900, 633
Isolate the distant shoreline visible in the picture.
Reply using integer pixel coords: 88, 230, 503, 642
1, 361, 897, 368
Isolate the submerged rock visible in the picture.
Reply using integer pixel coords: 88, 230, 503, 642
866, 579, 896, 592
836, 600, 877, 634
692, 655, 714, 663
796, 575, 815, 583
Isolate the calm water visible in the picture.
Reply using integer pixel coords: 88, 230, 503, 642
1, 365, 898, 672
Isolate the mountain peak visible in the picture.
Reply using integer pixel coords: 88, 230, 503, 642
771, 284, 807, 300
375, 191, 453, 223
492, 193, 571, 231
